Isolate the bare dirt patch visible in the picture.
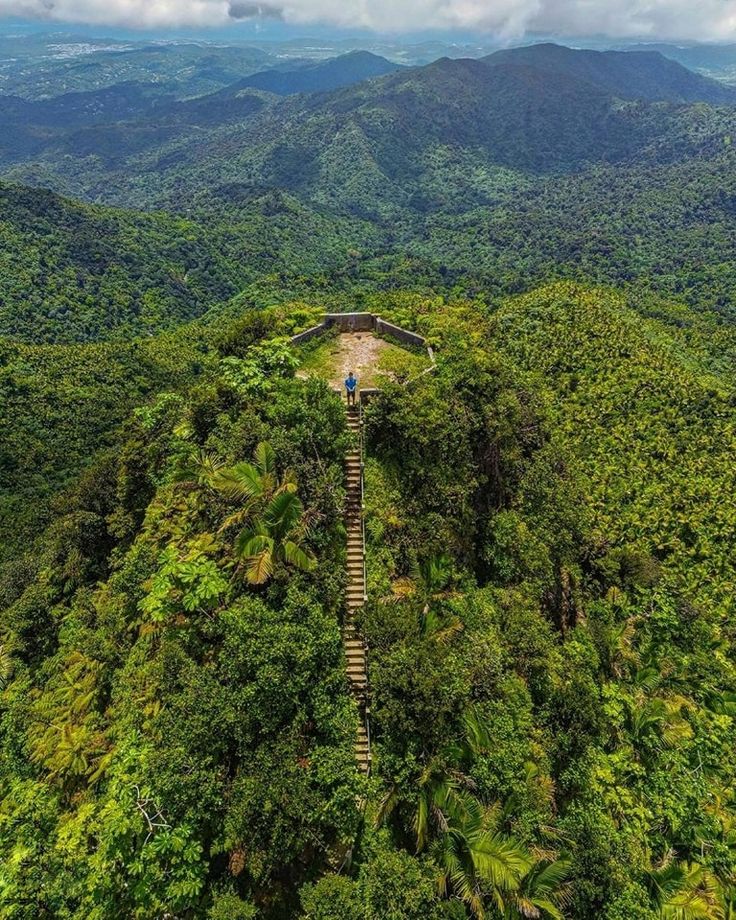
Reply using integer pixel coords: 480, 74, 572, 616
327, 333, 396, 389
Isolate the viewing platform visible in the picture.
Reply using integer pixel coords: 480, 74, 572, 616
291, 312, 435, 396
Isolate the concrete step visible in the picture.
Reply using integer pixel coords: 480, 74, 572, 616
343, 416, 371, 777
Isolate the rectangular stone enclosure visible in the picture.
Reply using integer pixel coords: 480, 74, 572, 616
290, 313, 429, 352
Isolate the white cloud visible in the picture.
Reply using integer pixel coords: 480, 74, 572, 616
2, 0, 736, 40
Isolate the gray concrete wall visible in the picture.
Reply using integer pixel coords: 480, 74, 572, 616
289, 322, 330, 345
324, 312, 375, 333
290, 314, 435, 372
374, 317, 427, 349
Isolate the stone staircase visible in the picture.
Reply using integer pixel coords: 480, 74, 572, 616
344, 405, 371, 775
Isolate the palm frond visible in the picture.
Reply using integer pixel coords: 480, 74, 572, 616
234, 527, 270, 559
264, 490, 304, 534
469, 830, 531, 892
212, 462, 264, 501
245, 549, 274, 585
283, 540, 316, 573
253, 441, 276, 477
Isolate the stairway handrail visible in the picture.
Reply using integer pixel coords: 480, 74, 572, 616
359, 397, 372, 772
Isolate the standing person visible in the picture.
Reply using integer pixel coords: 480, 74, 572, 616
345, 371, 358, 406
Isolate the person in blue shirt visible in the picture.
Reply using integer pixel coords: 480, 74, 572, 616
345, 371, 358, 406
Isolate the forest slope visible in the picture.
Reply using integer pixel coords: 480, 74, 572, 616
1, 286, 735, 918
3, 45, 736, 213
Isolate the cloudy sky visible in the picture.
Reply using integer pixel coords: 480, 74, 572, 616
1, 0, 736, 41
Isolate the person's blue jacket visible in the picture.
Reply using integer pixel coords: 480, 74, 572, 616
345, 376, 357, 392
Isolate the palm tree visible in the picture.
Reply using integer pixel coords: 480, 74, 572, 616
647, 858, 725, 920
600, 616, 640, 679
503, 858, 571, 920
429, 789, 531, 918
378, 708, 567, 918
0, 644, 13, 690
234, 490, 316, 585
213, 441, 296, 506
624, 694, 693, 755
411, 709, 532, 917
210, 442, 314, 585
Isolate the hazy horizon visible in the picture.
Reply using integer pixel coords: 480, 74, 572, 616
2, 0, 736, 44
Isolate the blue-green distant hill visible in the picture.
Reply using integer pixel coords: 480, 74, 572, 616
485, 42, 736, 104
235, 50, 402, 95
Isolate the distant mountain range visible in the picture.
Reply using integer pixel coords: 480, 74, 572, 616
485, 43, 736, 105
0, 44, 736, 221
1, 38, 736, 378
235, 51, 403, 95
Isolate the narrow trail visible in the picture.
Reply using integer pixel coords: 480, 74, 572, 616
344, 404, 371, 775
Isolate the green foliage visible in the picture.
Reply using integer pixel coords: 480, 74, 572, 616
2, 49, 736, 913
0, 349, 358, 918
220, 338, 299, 396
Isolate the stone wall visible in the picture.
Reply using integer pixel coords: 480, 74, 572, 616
324, 312, 376, 333
374, 317, 427, 349
289, 313, 435, 374
289, 322, 330, 346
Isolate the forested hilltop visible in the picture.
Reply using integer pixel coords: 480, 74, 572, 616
2, 283, 736, 919
1, 37, 736, 920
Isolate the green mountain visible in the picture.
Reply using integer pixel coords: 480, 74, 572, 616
236, 50, 403, 95
0, 180, 381, 344
486, 42, 736, 104
2, 40, 736, 918
5, 43, 736, 204
1, 285, 735, 919
0, 182, 246, 343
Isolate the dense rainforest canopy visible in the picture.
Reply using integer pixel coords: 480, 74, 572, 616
1, 36, 736, 920
2, 285, 736, 919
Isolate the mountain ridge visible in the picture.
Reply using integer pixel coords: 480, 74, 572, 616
484, 42, 736, 104
234, 50, 403, 96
